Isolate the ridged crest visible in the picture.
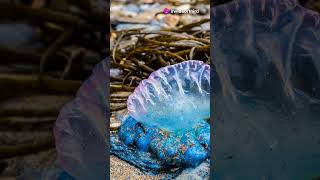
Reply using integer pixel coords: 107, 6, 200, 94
127, 60, 210, 131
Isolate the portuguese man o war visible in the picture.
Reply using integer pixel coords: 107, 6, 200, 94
112, 60, 211, 177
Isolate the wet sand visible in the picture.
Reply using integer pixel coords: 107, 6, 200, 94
110, 155, 165, 180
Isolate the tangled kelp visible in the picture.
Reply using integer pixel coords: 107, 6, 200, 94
110, 20, 210, 112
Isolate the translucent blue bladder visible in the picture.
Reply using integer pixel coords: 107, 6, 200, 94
127, 60, 210, 132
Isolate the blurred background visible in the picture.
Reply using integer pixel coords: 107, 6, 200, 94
213, 0, 320, 8
0, 0, 107, 178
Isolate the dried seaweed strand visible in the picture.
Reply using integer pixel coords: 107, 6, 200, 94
110, 84, 135, 92
122, 71, 134, 84
179, 18, 210, 31
131, 58, 155, 73
111, 105, 127, 112
176, 45, 209, 56
142, 39, 196, 48
112, 32, 125, 63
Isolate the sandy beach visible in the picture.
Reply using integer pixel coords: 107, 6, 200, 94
110, 155, 165, 180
